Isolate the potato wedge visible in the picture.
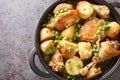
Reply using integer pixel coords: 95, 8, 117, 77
78, 42, 92, 60
59, 40, 78, 59
65, 56, 83, 75
77, 1, 93, 19
87, 67, 102, 79
53, 3, 73, 13
61, 25, 74, 39
105, 22, 120, 38
40, 40, 55, 55
40, 28, 54, 41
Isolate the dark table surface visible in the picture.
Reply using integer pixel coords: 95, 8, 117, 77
0, 0, 120, 80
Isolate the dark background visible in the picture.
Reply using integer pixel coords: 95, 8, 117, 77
0, 0, 120, 80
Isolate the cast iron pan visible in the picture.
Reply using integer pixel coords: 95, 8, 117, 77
29, 0, 120, 80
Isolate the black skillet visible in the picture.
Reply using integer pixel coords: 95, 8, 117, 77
29, 0, 120, 80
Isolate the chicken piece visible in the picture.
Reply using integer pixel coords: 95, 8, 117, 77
80, 62, 94, 76
79, 18, 99, 43
94, 5, 110, 19
53, 3, 73, 13
49, 49, 64, 72
59, 40, 78, 59
47, 10, 80, 30
93, 40, 120, 63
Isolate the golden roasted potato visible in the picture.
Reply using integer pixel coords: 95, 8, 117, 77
65, 56, 83, 75
78, 42, 92, 60
87, 67, 102, 79
40, 28, 54, 41
40, 40, 55, 55
61, 25, 74, 39
53, 3, 73, 13
59, 40, 78, 59
77, 1, 94, 19
105, 22, 120, 38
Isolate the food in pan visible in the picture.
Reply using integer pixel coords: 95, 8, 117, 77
40, 1, 120, 80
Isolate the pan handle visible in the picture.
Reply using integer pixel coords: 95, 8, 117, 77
111, 2, 120, 8
29, 48, 52, 78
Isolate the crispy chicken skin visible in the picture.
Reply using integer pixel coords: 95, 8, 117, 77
79, 18, 99, 43
49, 49, 64, 72
93, 41, 120, 63
47, 10, 80, 30
94, 5, 110, 19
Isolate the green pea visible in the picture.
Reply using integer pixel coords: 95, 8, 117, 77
98, 35, 101, 38
105, 26, 111, 30
57, 43, 62, 48
68, 66, 72, 70
94, 68, 98, 73
90, 4, 94, 8
55, 35, 62, 40
57, 45, 61, 48
93, 44, 97, 48
67, 60, 71, 64
98, 27, 102, 31
68, 45, 74, 52
60, 9, 64, 13
67, 75, 72, 79
73, 37, 77, 41
63, 8, 69, 12
55, 31, 59, 35
55, 11, 60, 15
52, 30, 55, 34
94, 52, 98, 56
54, 40, 58, 43
63, 37, 67, 40
69, 39, 73, 42
97, 30, 101, 34
72, 77, 76, 80
55, 36, 59, 40
76, 64, 81, 68
105, 21, 110, 25
92, 48, 96, 52
77, 34, 81, 37
77, 24, 81, 28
